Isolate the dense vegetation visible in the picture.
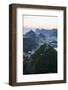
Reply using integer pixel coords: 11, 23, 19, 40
23, 44, 57, 74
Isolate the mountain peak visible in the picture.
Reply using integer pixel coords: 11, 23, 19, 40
24, 29, 37, 39
27, 30, 35, 35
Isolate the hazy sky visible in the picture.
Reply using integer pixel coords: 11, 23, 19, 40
23, 15, 57, 34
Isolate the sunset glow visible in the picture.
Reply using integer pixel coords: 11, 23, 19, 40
23, 15, 57, 34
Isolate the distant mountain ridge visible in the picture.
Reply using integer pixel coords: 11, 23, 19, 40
24, 28, 57, 38
23, 28, 57, 53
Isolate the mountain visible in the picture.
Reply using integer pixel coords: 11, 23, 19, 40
23, 30, 39, 53
25, 30, 36, 37
36, 28, 57, 46
23, 43, 57, 74
23, 28, 57, 53
36, 28, 57, 37
39, 33, 46, 39
23, 38, 37, 53
35, 28, 41, 35
23, 28, 57, 75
